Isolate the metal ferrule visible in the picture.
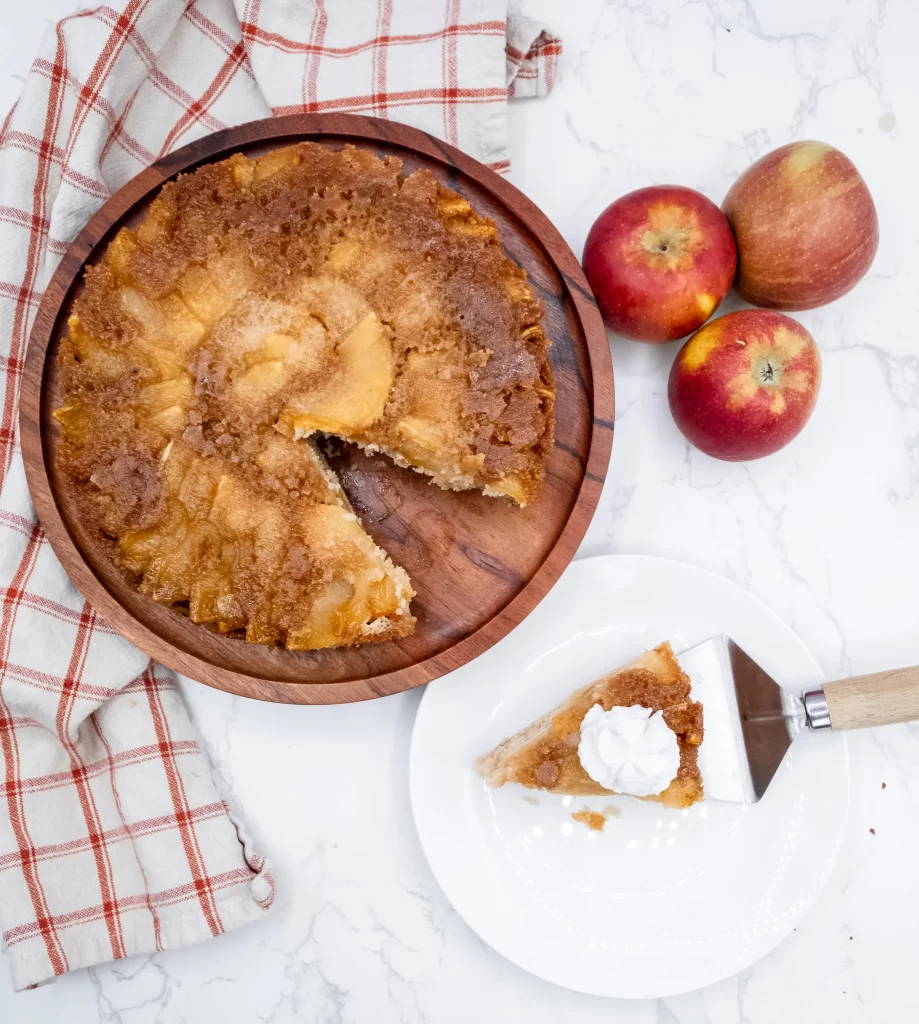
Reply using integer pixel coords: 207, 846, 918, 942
803, 688, 831, 730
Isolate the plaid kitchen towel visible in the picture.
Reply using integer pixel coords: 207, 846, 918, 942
0, 0, 560, 992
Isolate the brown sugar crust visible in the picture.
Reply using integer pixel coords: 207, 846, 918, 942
54, 143, 554, 650
476, 643, 704, 809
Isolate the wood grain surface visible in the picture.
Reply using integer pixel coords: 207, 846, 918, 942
19, 113, 614, 705
824, 666, 919, 730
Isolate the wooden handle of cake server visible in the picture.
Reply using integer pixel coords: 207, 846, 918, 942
822, 665, 919, 730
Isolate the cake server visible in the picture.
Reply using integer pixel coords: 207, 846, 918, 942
677, 635, 919, 804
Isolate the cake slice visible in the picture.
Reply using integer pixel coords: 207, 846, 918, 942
476, 642, 704, 809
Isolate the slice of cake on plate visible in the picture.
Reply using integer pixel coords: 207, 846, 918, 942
476, 642, 704, 808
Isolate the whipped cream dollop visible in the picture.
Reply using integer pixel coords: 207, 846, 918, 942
577, 704, 680, 797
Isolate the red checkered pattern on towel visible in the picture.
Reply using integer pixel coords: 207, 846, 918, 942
0, 0, 559, 992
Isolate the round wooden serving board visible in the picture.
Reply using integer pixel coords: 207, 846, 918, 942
19, 113, 614, 705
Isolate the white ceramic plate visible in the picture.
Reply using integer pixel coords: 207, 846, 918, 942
410, 554, 849, 999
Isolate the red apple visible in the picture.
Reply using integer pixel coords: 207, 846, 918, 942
582, 185, 737, 343
722, 141, 878, 310
668, 310, 820, 461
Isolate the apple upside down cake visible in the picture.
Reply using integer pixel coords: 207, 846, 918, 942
54, 143, 555, 650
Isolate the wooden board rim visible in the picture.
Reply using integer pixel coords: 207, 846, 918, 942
19, 112, 614, 705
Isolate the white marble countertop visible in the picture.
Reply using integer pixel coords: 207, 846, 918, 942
2, 1, 918, 1021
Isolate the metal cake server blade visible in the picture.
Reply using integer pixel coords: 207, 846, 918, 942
677, 636, 808, 804
679, 636, 919, 803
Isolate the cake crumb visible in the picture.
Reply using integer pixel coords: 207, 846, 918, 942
601, 803, 622, 819
881, 782, 887, 789
572, 810, 606, 832
869, 827, 876, 835
522, 795, 540, 807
